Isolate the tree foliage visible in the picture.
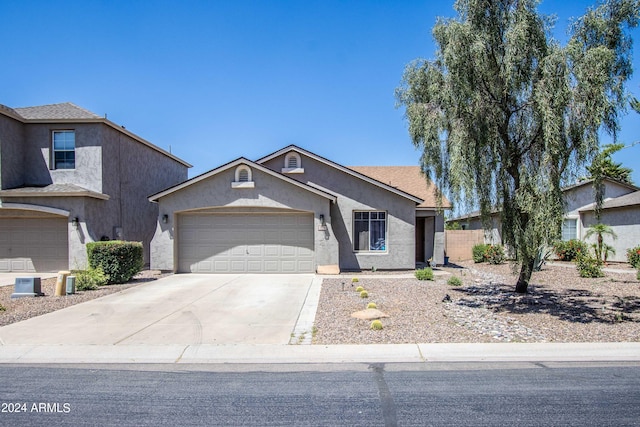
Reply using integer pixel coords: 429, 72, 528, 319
396, 0, 639, 293
587, 143, 634, 220
587, 143, 633, 185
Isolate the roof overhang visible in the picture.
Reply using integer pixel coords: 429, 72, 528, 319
256, 145, 424, 204
0, 107, 192, 168
149, 157, 338, 203
0, 184, 110, 200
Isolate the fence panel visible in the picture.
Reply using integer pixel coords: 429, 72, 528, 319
445, 230, 485, 262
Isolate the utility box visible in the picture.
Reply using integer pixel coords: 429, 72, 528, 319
11, 277, 44, 299
66, 275, 76, 295
55, 271, 70, 296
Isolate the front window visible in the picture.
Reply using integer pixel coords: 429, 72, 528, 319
562, 218, 577, 241
353, 211, 387, 251
52, 130, 75, 169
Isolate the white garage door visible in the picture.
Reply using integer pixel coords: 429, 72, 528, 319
178, 213, 314, 273
0, 217, 69, 272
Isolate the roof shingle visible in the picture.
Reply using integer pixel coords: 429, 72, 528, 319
13, 102, 101, 120
348, 166, 451, 208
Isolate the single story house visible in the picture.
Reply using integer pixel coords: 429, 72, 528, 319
447, 178, 639, 262
148, 145, 450, 273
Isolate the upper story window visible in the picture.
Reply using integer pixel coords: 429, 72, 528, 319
282, 152, 304, 173
353, 211, 387, 252
232, 165, 255, 188
52, 130, 75, 169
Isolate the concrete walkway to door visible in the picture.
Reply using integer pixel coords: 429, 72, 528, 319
0, 274, 319, 346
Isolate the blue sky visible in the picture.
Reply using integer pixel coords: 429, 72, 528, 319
2, 0, 639, 185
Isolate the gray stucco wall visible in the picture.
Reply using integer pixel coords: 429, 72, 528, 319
1, 118, 189, 269
261, 154, 416, 270
581, 206, 640, 263
21, 123, 104, 192
150, 165, 336, 271
564, 182, 635, 216
0, 114, 26, 190
99, 125, 188, 263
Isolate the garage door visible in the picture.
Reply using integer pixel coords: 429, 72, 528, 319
0, 217, 69, 272
178, 213, 314, 273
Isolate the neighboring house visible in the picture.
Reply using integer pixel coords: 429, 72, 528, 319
447, 178, 639, 262
0, 102, 191, 272
148, 145, 450, 273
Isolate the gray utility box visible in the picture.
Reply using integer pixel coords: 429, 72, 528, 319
11, 277, 44, 299
66, 276, 76, 295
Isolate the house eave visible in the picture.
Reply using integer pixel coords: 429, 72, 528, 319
0, 106, 192, 169
256, 145, 424, 204
149, 157, 338, 203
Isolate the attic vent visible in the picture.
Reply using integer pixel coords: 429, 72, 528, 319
232, 165, 255, 188
282, 152, 304, 174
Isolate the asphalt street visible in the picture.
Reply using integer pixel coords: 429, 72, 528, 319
1, 362, 638, 426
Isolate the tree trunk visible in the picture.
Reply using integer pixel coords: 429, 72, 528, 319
515, 258, 535, 294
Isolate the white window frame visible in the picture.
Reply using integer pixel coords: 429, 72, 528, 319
282, 152, 304, 174
353, 210, 388, 252
232, 165, 255, 188
561, 216, 579, 241
52, 130, 76, 169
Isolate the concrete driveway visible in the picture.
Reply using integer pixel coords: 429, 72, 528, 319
0, 274, 318, 345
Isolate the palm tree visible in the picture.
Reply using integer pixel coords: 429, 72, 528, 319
584, 223, 618, 262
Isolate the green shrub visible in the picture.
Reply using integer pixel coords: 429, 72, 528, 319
484, 244, 505, 264
472, 244, 489, 263
360, 290, 369, 298
73, 267, 109, 290
87, 241, 143, 284
637, 269, 640, 281
576, 253, 604, 278
626, 246, 640, 268
367, 302, 377, 309
0, 303, 6, 312
553, 239, 589, 261
447, 276, 463, 286
370, 320, 383, 330
351, 277, 359, 283
472, 243, 505, 264
415, 267, 434, 280
355, 286, 364, 292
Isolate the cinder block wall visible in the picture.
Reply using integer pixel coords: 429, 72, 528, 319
445, 230, 485, 261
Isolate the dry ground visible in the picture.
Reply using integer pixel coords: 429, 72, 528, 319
313, 261, 640, 344
0, 271, 168, 327
2, 264, 638, 345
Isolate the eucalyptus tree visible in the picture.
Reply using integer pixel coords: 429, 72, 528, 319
396, 0, 639, 293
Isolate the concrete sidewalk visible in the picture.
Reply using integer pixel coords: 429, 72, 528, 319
0, 342, 639, 364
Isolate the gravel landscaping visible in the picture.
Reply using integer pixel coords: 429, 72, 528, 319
313, 261, 640, 344
2, 263, 638, 345
0, 270, 169, 327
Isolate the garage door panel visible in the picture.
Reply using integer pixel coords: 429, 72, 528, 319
178, 213, 314, 273
0, 217, 68, 272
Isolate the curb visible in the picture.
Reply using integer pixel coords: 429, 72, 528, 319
1, 342, 639, 364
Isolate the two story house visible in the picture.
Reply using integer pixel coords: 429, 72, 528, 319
0, 102, 191, 272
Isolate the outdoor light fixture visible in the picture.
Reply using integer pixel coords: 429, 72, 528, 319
319, 214, 325, 225
162, 214, 169, 224
71, 217, 79, 228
